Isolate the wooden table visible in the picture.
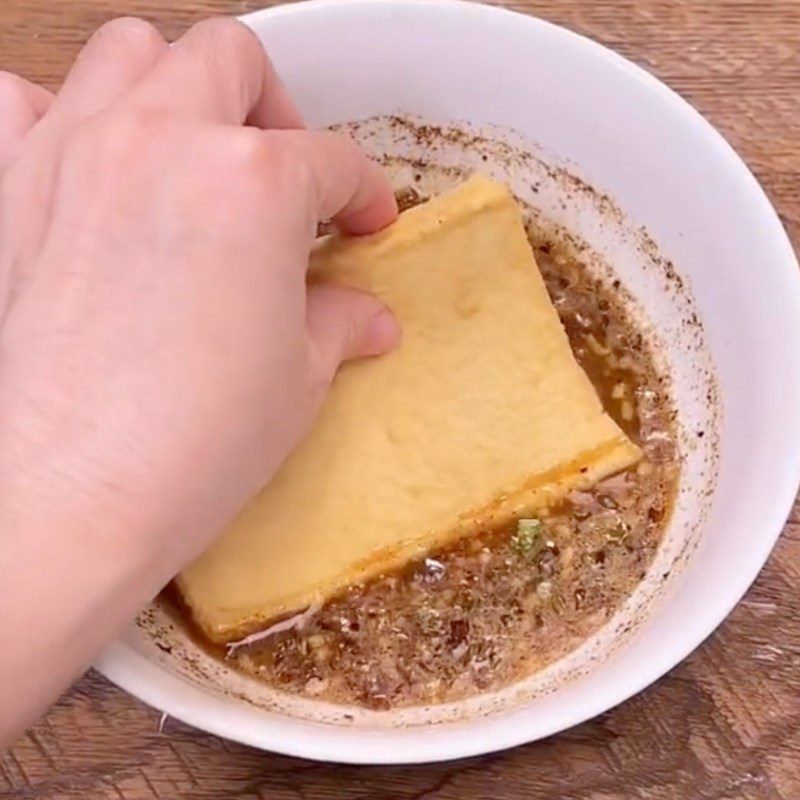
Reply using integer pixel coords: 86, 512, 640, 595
2, 1, 799, 797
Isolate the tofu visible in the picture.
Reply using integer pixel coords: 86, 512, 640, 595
177, 175, 640, 643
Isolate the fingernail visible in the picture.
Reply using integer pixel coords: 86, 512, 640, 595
364, 306, 402, 356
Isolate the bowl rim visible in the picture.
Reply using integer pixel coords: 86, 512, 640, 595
95, 0, 800, 764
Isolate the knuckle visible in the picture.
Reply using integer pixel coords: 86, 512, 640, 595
0, 72, 28, 114
223, 132, 283, 207
90, 16, 165, 60
227, 128, 269, 169
233, 132, 317, 231
184, 18, 265, 120
268, 133, 316, 189
189, 17, 262, 59
229, 130, 305, 188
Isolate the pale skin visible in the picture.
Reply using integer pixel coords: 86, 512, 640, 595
0, 17, 401, 747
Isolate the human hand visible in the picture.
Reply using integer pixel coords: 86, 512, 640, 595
0, 17, 399, 572
0, 17, 399, 740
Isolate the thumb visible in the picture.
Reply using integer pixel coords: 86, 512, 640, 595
306, 283, 401, 383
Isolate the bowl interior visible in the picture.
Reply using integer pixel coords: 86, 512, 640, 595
95, 0, 800, 763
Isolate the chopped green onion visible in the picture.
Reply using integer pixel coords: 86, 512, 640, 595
511, 518, 544, 557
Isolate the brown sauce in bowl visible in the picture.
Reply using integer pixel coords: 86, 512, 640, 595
167, 187, 679, 710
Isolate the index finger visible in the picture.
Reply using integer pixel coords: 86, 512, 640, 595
126, 18, 303, 128
268, 130, 398, 235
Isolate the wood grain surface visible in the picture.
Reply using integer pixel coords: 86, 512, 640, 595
2, 0, 799, 797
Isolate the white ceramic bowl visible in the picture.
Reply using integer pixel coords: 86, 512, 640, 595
95, 0, 800, 763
